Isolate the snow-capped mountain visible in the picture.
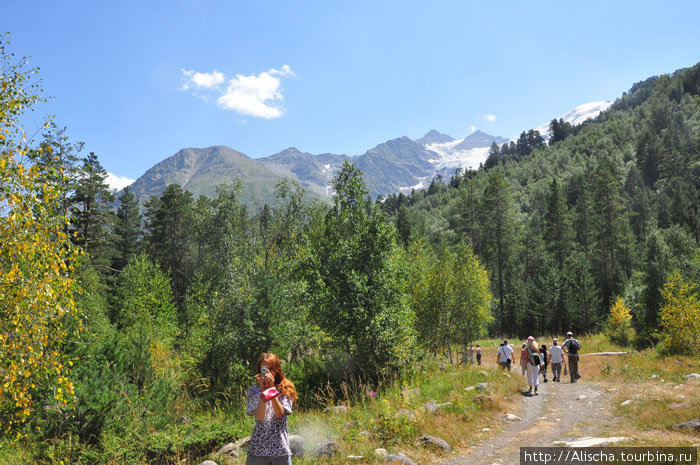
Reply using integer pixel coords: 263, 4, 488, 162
414, 101, 615, 180
419, 130, 508, 175
534, 100, 613, 141
126, 100, 615, 203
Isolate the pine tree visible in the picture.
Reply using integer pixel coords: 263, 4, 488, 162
145, 184, 195, 312
544, 178, 570, 269
590, 159, 632, 311
70, 152, 116, 270
480, 170, 517, 334
637, 229, 668, 346
396, 205, 411, 247
114, 186, 143, 272
485, 141, 501, 169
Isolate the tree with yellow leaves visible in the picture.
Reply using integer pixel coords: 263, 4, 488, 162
659, 270, 700, 355
0, 33, 81, 440
605, 296, 635, 346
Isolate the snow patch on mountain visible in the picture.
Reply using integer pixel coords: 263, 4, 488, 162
534, 100, 613, 140
398, 177, 429, 192
423, 138, 490, 172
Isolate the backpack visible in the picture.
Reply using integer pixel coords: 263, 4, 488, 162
567, 339, 580, 354
528, 348, 541, 366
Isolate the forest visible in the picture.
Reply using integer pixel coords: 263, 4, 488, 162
1, 33, 699, 462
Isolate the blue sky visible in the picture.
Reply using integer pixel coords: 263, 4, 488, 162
3, 1, 700, 185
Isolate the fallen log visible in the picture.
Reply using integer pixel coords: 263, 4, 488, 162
580, 351, 631, 356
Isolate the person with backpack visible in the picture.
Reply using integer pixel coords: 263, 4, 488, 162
562, 332, 581, 383
539, 343, 549, 383
525, 336, 541, 395
548, 338, 565, 382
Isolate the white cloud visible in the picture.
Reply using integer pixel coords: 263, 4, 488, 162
217, 65, 294, 119
484, 114, 497, 122
106, 172, 135, 191
269, 65, 295, 77
470, 125, 477, 133
180, 65, 295, 119
181, 69, 225, 90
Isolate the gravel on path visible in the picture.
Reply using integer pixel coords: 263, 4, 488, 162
443, 373, 619, 465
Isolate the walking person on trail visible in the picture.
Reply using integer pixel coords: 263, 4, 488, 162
548, 338, 565, 382
562, 332, 581, 383
539, 343, 549, 383
525, 336, 541, 396
468, 343, 475, 365
476, 344, 482, 366
496, 340, 513, 371
520, 343, 528, 376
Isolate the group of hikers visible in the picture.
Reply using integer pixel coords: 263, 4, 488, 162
494, 332, 581, 396
246, 336, 583, 464
460, 343, 484, 365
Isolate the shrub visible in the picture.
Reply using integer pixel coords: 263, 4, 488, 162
605, 297, 635, 346
659, 271, 700, 355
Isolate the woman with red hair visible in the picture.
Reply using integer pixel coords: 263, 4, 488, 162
246, 352, 298, 465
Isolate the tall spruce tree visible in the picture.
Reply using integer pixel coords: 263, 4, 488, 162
544, 178, 570, 269
114, 186, 143, 272
70, 152, 116, 270
145, 184, 195, 313
590, 159, 632, 311
637, 229, 668, 346
480, 170, 517, 334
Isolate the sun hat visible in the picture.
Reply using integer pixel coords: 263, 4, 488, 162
566, 331, 573, 337
527, 336, 535, 341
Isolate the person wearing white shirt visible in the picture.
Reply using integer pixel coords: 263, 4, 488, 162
496, 339, 514, 371
548, 339, 565, 382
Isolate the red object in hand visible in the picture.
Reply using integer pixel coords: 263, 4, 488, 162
262, 387, 280, 402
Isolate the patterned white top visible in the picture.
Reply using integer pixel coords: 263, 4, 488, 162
246, 385, 293, 456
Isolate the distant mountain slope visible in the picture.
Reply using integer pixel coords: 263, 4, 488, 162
453, 130, 509, 151
355, 136, 437, 196
258, 147, 348, 197
415, 129, 455, 145
128, 145, 290, 207
124, 101, 616, 206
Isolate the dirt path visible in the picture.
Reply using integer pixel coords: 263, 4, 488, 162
444, 370, 620, 465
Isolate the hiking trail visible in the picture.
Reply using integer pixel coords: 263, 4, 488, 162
444, 372, 620, 465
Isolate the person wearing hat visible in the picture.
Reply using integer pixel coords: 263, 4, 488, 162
562, 332, 581, 383
525, 336, 541, 395
548, 338, 565, 382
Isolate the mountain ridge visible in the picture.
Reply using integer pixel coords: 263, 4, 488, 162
121, 101, 612, 205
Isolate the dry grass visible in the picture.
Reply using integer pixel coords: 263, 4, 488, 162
576, 341, 700, 447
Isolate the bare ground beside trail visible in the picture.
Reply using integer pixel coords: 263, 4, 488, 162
443, 371, 620, 465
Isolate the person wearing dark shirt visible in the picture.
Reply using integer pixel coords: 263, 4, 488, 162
539, 344, 548, 382
562, 332, 581, 383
